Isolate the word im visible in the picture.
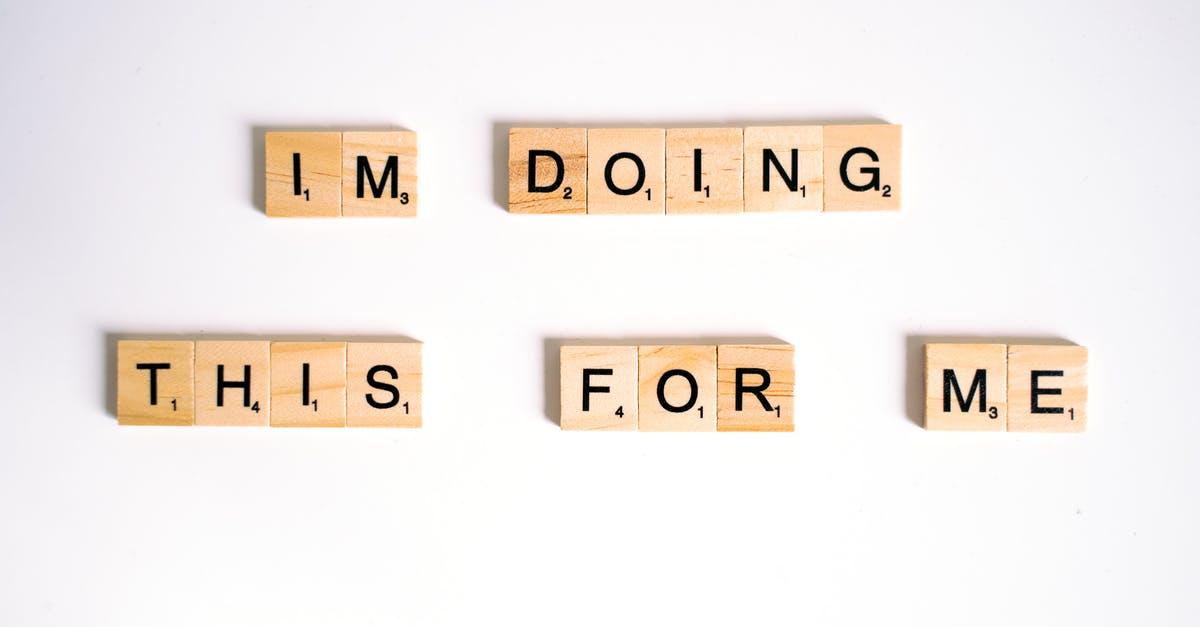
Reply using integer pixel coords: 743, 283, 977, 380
265, 130, 418, 217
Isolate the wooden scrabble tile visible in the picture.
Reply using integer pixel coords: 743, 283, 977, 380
638, 345, 716, 431
587, 128, 665, 214
742, 126, 823, 212
665, 128, 743, 214
346, 342, 422, 427
117, 340, 194, 426
508, 128, 587, 214
194, 341, 270, 426
342, 131, 417, 217
265, 132, 342, 217
716, 344, 794, 432
560, 346, 638, 431
923, 343, 1007, 431
269, 342, 346, 427
1007, 345, 1088, 433
822, 124, 901, 211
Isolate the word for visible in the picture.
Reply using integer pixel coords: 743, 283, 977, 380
560, 344, 793, 432
924, 343, 1089, 432
265, 131, 418, 217
117, 339, 422, 427
508, 124, 901, 215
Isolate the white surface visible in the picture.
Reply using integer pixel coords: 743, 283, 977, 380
1, 1, 1198, 625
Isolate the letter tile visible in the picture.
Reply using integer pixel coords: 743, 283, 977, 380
560, 345, 638, 431
265, 132, 342, 217
587, 128, 665, 214
638, 345, 716, 431
117, 340, 195, 426
342, 131, 417, 217
924, 343, 1007, 431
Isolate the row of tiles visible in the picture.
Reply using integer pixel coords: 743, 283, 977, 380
560, 344, 795, 431
117, 340, 422, 427
925, 344, 1089, 432
265, 131, 418, 217
508, 125, 901, 215
117, 339, 1088, 432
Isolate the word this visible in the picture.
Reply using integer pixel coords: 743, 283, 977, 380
508, 124, 900, 214
561, 344, 794, 431
924, 343, 1088, 432
117, 339, 422, 427
265, 130, 418, 217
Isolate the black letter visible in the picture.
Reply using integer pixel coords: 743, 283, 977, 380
357, 155, 399, 199
762, 149, 798, 192
693, 148, 703, 192
365, 365, 400, 409
302, 363, 311, 406
528, 150, 565, 193
1031, 370, 1064, 414
604, 152, 646, 195
216, 364, 251, 408
656, 369, 698, 413
943, 369, 987, 412
582, 368, 612, 411
136, 363, 170, 405
839, 147, 880, 192
734, 368, 773, 412
292, 153, 302, 195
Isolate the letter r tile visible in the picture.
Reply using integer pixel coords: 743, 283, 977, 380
716, 344, 794, 432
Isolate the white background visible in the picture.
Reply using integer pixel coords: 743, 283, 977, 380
1, 1, 1198, 625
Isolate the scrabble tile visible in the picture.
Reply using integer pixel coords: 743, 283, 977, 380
117, 340, 194, 426
265, 132, 342, 217
742, 126, 823, 212
716, 344, 794, 432
638, 345, 716, 431
346, 342, 422, 428
560, 346, 638, 431
269, 342, 347, 427
923, 343, 1007, 431
823, 124, 901, 211
508, 128, 587, 214
342, 131, 417, 217
587, 128, 665, 214
665, 127, 743, 214
1007, 345, 1088, 433
194, 341, 270, 426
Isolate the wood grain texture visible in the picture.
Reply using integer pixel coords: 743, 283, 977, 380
560, 345, 638, 431
269, 342, 346, 427
924, 343, 1007, 431
508, 128, 587, 214
637, 345, 716, 432
665, 127, 743, 214
265, 132, 342, 217
117, 340, 194, 426
194, 340, 270, 426
587, 128, 665, 214
1007, 345, 1088, 433
822, 124, 901, 211
346, 342, 422, 427
342, 131, 417, 217
716, 344, 794, 431
743, 126, 823, 212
